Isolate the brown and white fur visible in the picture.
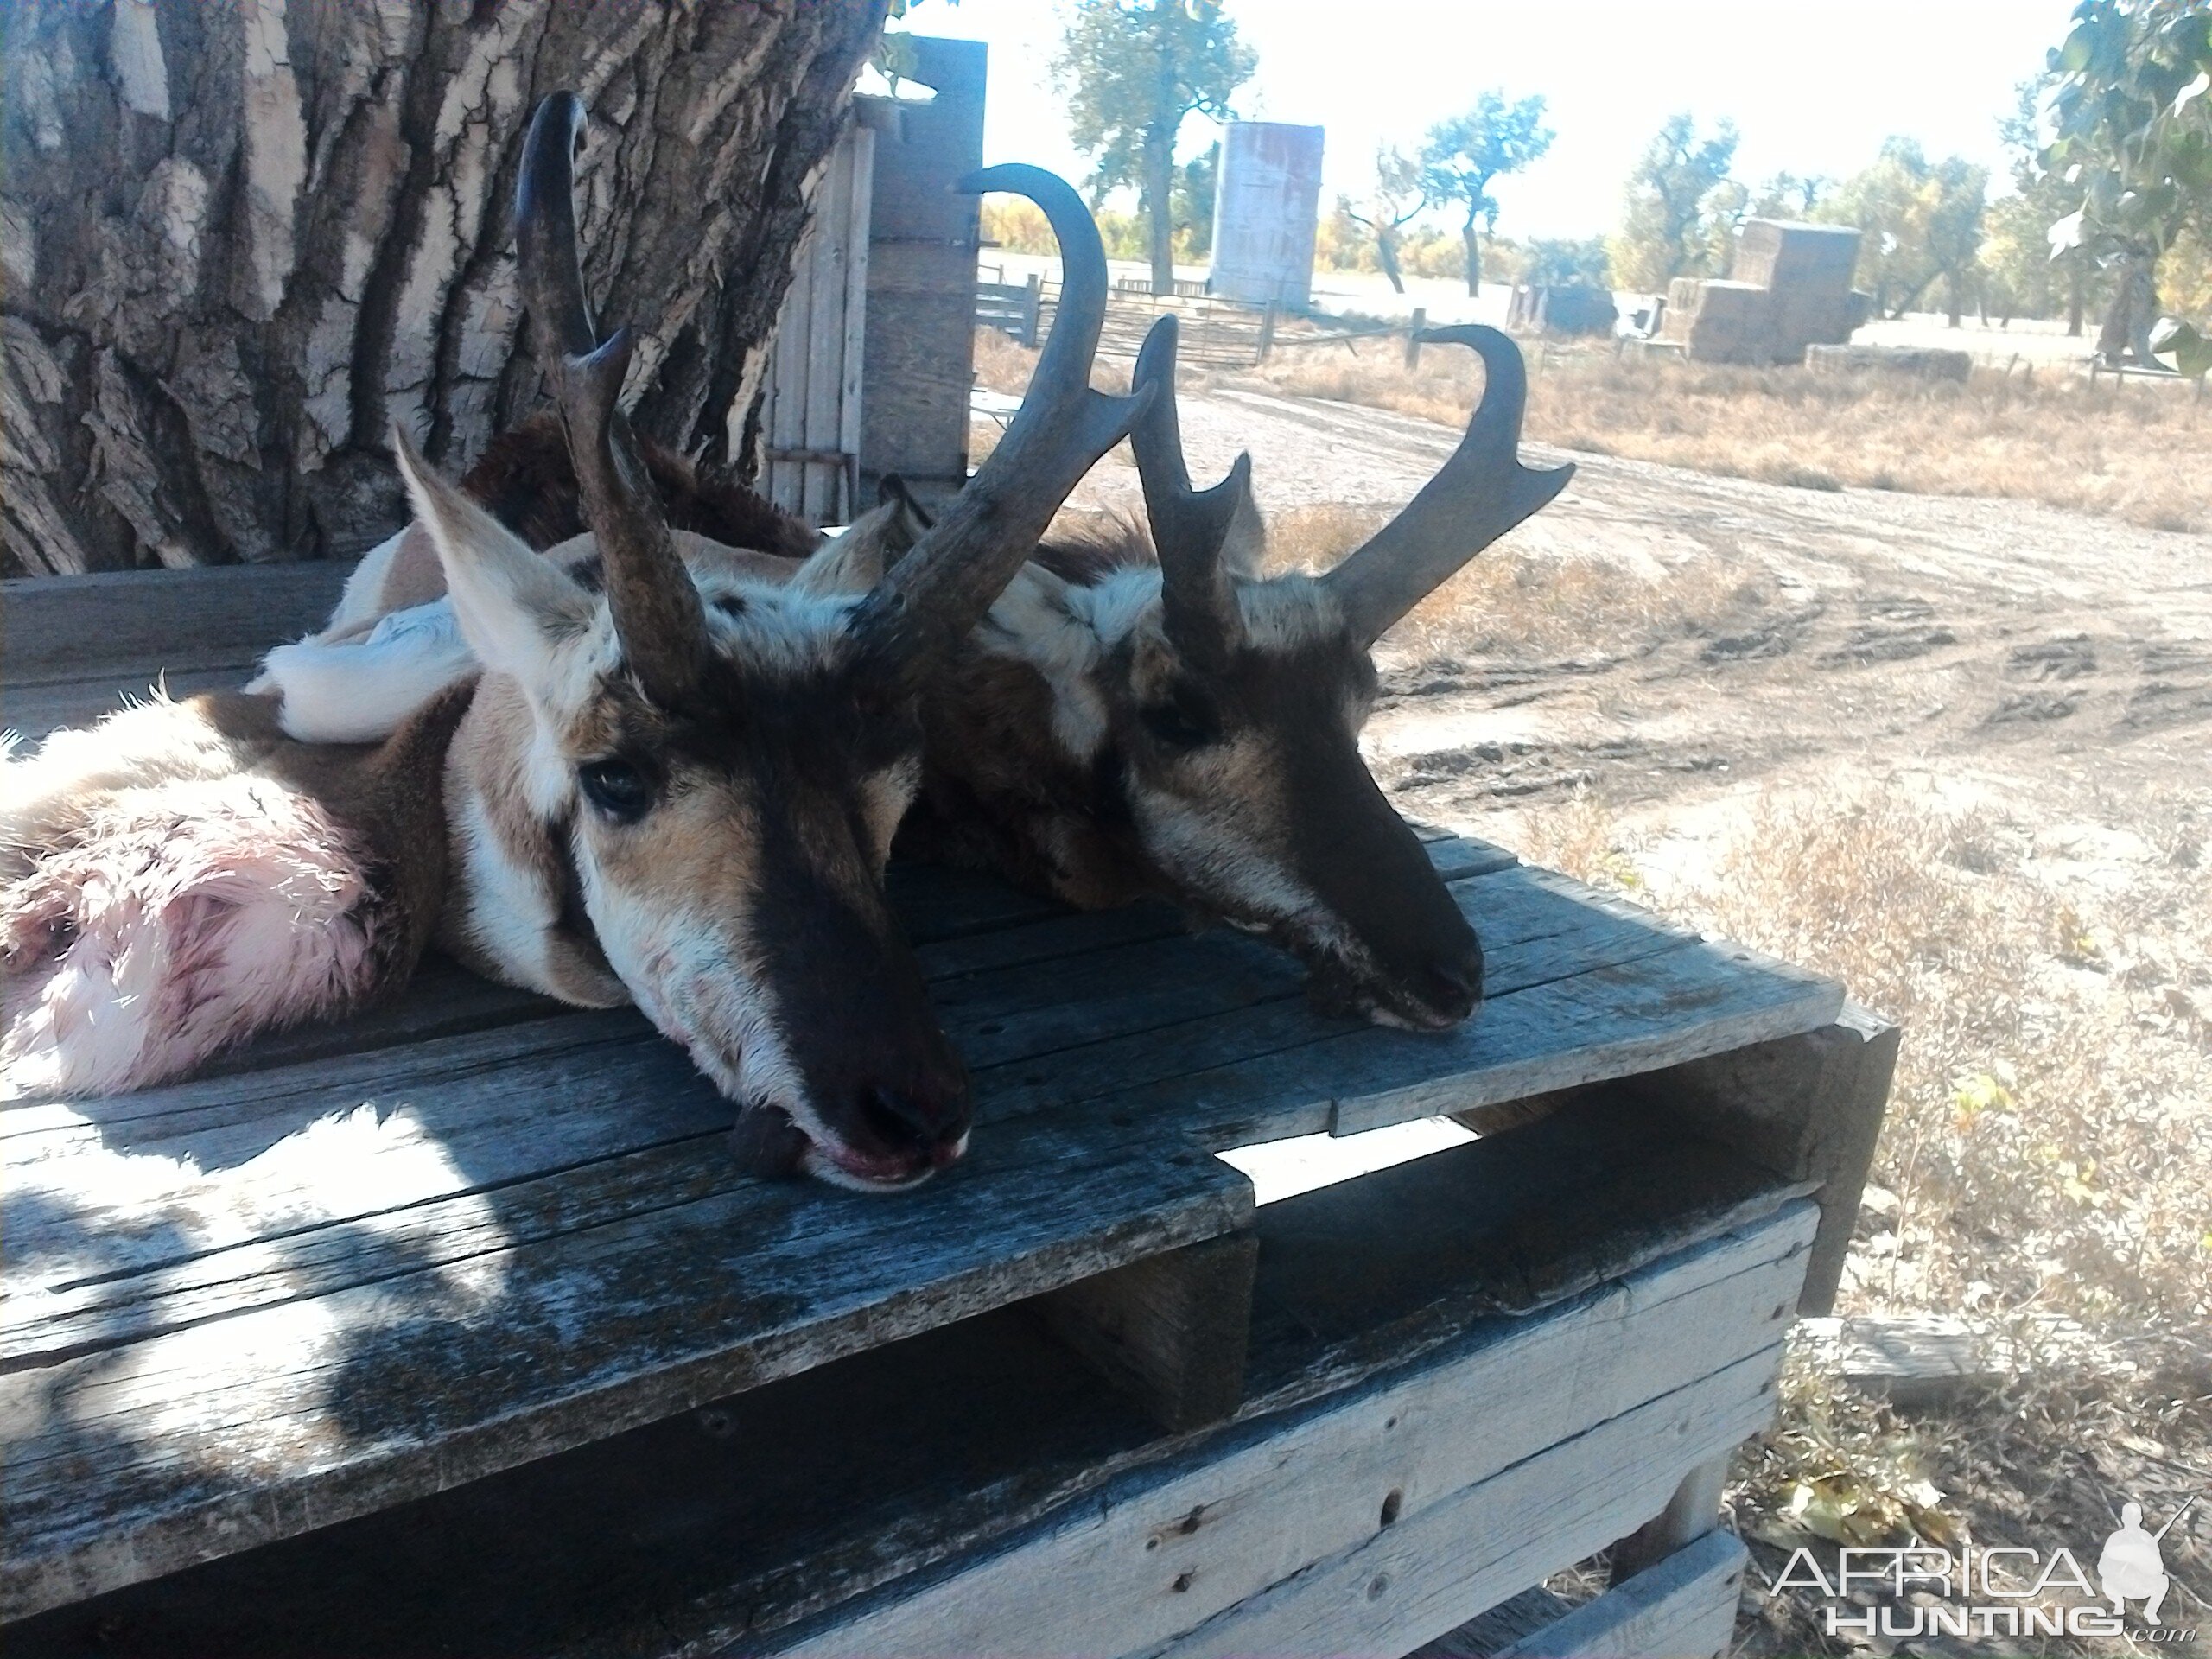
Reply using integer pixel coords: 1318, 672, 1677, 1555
302, 317, 1572, 1033
2, 98, 1145, 1194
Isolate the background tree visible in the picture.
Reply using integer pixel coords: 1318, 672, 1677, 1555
1173, 141, 1220, 260
1607, 114, 1739, 291
1054, 0, 1255, 298
1420, 92, 1554, 296
0, 0, 882, 577
1982, 79, 2106, 330
1822, 138, 1989, 323
1748, 171, 1829, 219
1522, 237, 1612, 288
2045, 0, 2212, 372
1344, 145, 1428, 293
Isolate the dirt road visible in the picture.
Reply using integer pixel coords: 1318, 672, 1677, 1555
1065, 385, 2212, 865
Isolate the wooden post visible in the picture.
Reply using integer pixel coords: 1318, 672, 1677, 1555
1608, 1456, 1732, 1585
1404, 307, 1426, 370
1020, 272, 1042, 347
1625, 1004, 1897, 1317
1257, 302, 1277, 363
1034, 1231, 1256, 1432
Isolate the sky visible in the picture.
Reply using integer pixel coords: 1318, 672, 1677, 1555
901, 0, 2078, 241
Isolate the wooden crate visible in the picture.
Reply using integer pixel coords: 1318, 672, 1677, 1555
1, 567, 1896, 1657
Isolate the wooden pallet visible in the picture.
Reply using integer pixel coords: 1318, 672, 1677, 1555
2, 566, 1897, 1656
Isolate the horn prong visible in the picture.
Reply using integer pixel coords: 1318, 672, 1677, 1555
1130, 314, 1247, 670
1321, 325, 1573, 647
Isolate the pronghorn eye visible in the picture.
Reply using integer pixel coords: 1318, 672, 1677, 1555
1138, 685, 1220, 751
578, 758, 654, 821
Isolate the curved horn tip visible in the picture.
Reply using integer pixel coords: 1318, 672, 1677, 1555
1134, 314, 1179, 385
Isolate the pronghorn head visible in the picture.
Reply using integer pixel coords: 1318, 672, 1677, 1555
1072, 316, 1573, 1030
397, 93, 1143, 1190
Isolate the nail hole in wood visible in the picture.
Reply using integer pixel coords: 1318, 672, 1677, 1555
1380, 1489, 1402, 1528
1367, 1573, 1390, 1601
1173, 1571, 1195, 1592
1178, 1505, 1205, 1534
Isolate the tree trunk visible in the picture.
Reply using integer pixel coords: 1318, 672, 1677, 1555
2095, 245, 2158, 366
1376, 229, 1405, 294
1946, 270, 1964, 328
1463, 212, 1482, 298
2068, 267, 2085, 337
1145, 126, 1177, 299
1, 0, 883, 577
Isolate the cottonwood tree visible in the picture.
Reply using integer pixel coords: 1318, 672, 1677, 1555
1, 0, 883, 578
2045, 0, 2212, 372
1054, 0, 1255, 299
1824, 138, 1988, 324
1420, 92, 1553, 296
1522, 237, 1611, 288
1608, 114, 1738, 291
1344, 145, 1427, 294
1983, 78, 2107, 331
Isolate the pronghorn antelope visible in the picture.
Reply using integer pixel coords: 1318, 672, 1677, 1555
900, 315, 1574, 1029
291, 318, 1569, 1033
1, 93, 1143, 1191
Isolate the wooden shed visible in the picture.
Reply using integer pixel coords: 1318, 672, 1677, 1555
753, 37, 986, 524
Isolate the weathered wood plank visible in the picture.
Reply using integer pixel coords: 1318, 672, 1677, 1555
1026, 929, 1840, 1154
764, 1206, 1813, 1658
1240, 1095, 1817, 1413
1145, 1352, 1775, 1659
1037, 1231, 1257, 1432
1, 563, 353, 685
3, 1204, 1803, 1659
0, 1109, 1253, 1620
1413, 1528, 1745, 1659
1624, 1001, 1897, 1314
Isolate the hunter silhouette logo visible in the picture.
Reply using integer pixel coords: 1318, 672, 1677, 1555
1775, 1492, 2201, 1643
2101, 1497, 2195, 1627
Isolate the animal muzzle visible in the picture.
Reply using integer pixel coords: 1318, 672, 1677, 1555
1303, 923, 1484, 1032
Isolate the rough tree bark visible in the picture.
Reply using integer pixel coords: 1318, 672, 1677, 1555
1, 0, 884, 578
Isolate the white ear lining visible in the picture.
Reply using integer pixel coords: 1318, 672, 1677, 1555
390, 427, 595, 695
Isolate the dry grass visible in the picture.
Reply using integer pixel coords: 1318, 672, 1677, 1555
971, 326, 1039, 397
1502, 780, 2212, 1652
1533, 785, 2211, 1333
1234, 347, 2212, 535
1260, 500, 1772, 664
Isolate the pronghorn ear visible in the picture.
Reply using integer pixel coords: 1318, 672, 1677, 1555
791, 483, 930, 597
391, 424, 594, 692
1218, 470, 1266, 580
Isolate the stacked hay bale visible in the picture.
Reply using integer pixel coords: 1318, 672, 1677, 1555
1657, 220, 1867, 365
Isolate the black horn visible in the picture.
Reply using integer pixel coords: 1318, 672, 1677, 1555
514, 92, 708, 708
854, 165, 1152, 674
1130, 315, 1252, 671
1319, 326, 1573, 648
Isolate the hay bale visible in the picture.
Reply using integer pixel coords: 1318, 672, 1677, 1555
1805, 343, 1972, 382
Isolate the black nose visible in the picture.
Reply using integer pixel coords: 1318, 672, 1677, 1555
859, 1084, 969, 1154
1415, 945, 1484, 1019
